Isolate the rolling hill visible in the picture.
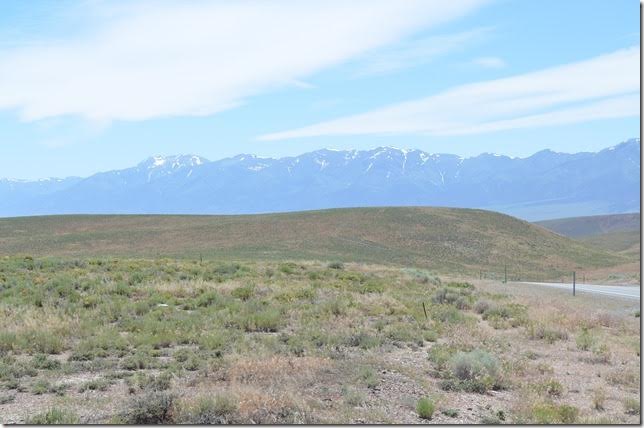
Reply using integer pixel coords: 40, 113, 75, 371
536, 213, 640, 258
0, 207, 628, 280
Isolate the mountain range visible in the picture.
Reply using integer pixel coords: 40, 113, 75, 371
1, 138, 639, 220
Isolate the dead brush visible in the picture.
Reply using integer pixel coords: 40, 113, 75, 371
228, 356, 331, 386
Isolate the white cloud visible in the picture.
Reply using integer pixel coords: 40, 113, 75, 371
258, 46, 640, 140
352, 27, 493, 76
472, 56, 506, 69
0, 0, 486, 122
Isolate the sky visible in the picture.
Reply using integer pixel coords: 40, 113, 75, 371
0, 0, 640, 179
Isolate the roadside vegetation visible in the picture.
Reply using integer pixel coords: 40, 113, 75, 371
0, 255, 639, 423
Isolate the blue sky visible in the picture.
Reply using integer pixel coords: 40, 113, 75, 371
0, 0, 639, 179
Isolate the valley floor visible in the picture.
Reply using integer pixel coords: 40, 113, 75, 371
0, 257, 640, 424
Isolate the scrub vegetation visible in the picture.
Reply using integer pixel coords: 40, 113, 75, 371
0, 255, 639, 423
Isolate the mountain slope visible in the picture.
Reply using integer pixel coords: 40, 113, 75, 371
536, 213, 640, 258
0, 207, 628, 280
0, 139, 639, 220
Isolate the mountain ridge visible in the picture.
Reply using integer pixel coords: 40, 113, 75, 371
1, 138, 639, 220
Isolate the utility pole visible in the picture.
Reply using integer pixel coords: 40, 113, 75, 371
573, 271, 576, 296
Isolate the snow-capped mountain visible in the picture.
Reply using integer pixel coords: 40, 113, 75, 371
1, 138, 639, 220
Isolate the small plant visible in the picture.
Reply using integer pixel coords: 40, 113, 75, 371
177, 394, 239, 424
531, 403, 579, 424
27, 408, 79, 424
623, 397, 639, 415
592, 387, 606, 410
538, 379, 564, 398
78, 377, 112, 393
576, 327, 596, 351
31, 379, 51, 395
358, 366, 379, 389
32, 354, 61, 370
119, 391, 176, 424
442, 408, 458, 417
231, 284, 255, 301
416, 397, 435, 420
341, 386, 365, 407
445, 349, 502, 392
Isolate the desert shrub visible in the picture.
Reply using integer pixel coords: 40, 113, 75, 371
278, 263, 297, 274
120, 352, 153, 371
127, 372, 172, 393
31, 379, 51, 395
474, 299, 491, 314
442, 349, 502, 393
178, 394, 239, 424
345, 332, 380, 350
32, 354, 61, 370
592, 388, 606, 410
358, 366, 379, 389
231, 284, 255, 301
431, 305, 465, 324
239, 308, 282, 332
27, 408, 79, 424
541, 379, 564, 398
120, 391, 176, 424
341, 386, 365, 407
575, 327, 596, 351
327, 261, 344, 270
416, 397, 435, 420
427, 344, 457, 371
442, 408, 458, 418
79, 377, 112, 393
19, 330, 64, 354
526, 323, 567, 343
623, 397, 639, 415
194, 290, 218, 307
360, 280, 384, 294
531, 403, 578, 424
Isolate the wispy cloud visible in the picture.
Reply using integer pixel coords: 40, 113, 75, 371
472, 56, 506, 69
0, 0, 486, 122
258, 46, 640, 140
352, 27, 493, 76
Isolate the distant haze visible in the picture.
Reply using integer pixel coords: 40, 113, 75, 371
0, 138, 639, 221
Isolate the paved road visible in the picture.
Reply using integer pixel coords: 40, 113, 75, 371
516, 281, 640, 301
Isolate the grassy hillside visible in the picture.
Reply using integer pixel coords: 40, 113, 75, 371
536, 213, 640, 261
0, 207, 627, 280
536, 213, 640, 238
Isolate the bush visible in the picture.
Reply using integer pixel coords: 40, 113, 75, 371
120, 391, 176, 424
79, 377, 112, 393
592, 388, 606, 410
576, 327, 596, 351
537, 379, 563, 398
358, 366, 379, 389
178, 395, 239, 424
427, 344, 457, 370
443, 349, 503, 393
623, 397, 639, 415
27, 408, 79, 424
416, 397, 435, 420
231, 284, 254, 301
531, 403, 578, 424
442, 408, 458, 418
526, 323, 567, 343
32, 354, 61, 370
328, 261, 344, 270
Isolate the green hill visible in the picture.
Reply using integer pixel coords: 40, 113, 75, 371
535, 213, 640, 238
0, 207, 628, 280
536, 213, 640, 257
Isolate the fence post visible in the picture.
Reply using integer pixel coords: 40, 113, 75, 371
422, 302, 428, 320
573, 271, 576, 296
504, 264, 507, 283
